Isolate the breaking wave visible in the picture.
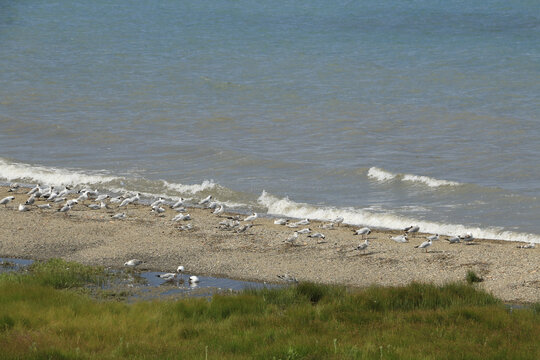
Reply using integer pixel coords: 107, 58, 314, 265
258, 191, 540, 243
368, 167, 461, 187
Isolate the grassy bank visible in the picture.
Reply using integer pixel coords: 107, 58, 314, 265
0, 260, 539, 359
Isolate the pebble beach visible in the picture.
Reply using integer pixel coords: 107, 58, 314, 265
0, 186, 538, 304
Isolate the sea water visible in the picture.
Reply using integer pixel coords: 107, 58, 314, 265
1, 0, 539, 242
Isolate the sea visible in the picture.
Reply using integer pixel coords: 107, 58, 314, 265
1, 0, 539, 243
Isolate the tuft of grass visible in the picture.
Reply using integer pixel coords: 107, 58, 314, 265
466, 270, 484, 284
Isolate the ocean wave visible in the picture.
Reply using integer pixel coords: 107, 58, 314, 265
162, 179, 217, 194
367, 166, 460, 188
258, 191, 540, 244
0, 158, 120, 187
367, 167, 396, 181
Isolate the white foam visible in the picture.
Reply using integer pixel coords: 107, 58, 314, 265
0, 158, 119, 187
402, 174, 460, 187
367, 166, 460, 188
258, 191, 540, 244
162, 179, 216, 194
367, 167, 396, 181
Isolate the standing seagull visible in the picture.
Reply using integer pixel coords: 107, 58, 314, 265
354, 227, 371, 240
404, 225, 420, 237
426, 234, 439, 242
284, 231, 299, 245
332, 216, 344, 226
0, 196, 15, 207
243, 212, 258, 222
356, 239, 369, 254
415, 239, 432, 253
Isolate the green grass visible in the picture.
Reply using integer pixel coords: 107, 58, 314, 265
0, 260, 539, 359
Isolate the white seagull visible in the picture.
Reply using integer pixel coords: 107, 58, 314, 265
356, 239, 369, 254
308, 232, 325, 239
297, 228, 311, 234
391, 234, 408, 243
172, 213, 191, 221
37, 203, 52, 210
297, 218, 310, 225
354, 227, 371, 239
332, 216, 344, 226
124, 259, 143, 267
150, 198, 165, 207
189, 275, 200, 283
243, 212, 258, 222
404, 225, 420, 237
177, 265, 185, 273
274, 218, 288, 225
426, 234, 439, 241
112, 212, 126, 220
0, 196, 15, 207
157, 273, 176, 281
459, 232, 474, 244
517, 242, 535, 249
213, 205, 224, 216
285, 231, 299, 245
18, 203, 29, 212
415, 239, 432, 252
198, 195, 212, 206
446, 236, 460, 244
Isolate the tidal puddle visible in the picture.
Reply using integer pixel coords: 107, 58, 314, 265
0, 258, 278, 301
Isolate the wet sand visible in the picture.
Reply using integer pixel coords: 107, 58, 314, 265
0, 186, 538, 303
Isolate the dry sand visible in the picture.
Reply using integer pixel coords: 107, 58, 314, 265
0, 186, 538, 303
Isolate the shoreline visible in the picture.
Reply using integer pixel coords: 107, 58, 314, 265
0, 186, 538, 303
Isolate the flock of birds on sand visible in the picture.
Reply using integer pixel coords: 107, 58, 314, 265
1, 182, 536, 285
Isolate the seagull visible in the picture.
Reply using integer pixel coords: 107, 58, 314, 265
236, 224, 252, 233
27, 184, 40, 195
517, 242, 535, 249
199, 195, 212, 206
415, 239, 432, 252
354, 227, 371, 239
459, 232, 474, 244
274, 218, 288, 225
124, 259, 143, 267
179, 223, 193, 231
18, 203, 29, 212
213, 205, 224, 216
446, 236, 460, 244
426, 234, 439, 241
177, 265, 185, 273
37, 203, 52, 210
404, 225, 420, 237
356, 239, 369, 254
277, 274, 298, 283
332, 216, 344, 226
66, 199, 78, 207
8, 183, 20, 192
58, 204, 72, 214
47, 191, 59, 202
57, 186, 72, 198
171, 198, 186, 209
308, 232, 325, 239
390, 234, 408, 243
172, 213, 191, 221
25, 195, 36, 205
297, 218, 310, 225
189, 275, 200, 283
119, 193, 140, 208
321, 222, 335, 230
110, 196, 123, 203
112, 212, 126, 220
286, 222, 299, 228
157, 273, 176, 281
0, 196, 15, 207
54, 197, 66, 203
87, 203, 101, 210
150, 198, 165, 207
243, 212, 258, 222
96, 194, 109, 202
151, 206, 166, 215
284, 231, 299, 245
297, 228, 311, 234
77, 191, 89, 204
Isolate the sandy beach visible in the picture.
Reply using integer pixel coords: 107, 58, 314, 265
0, 186, 538, 303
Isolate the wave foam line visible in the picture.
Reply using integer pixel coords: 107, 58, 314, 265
0, 158, 120, 187
258, 191, 540, 244
367, 166, 460, 187
162, 179, 216, 194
